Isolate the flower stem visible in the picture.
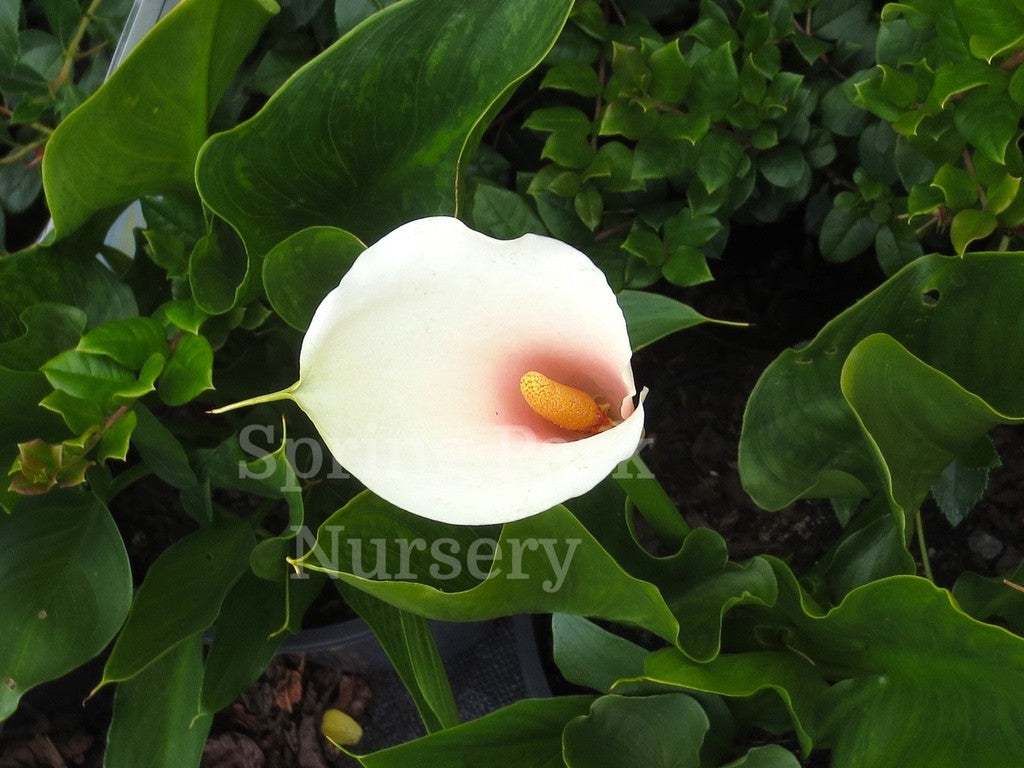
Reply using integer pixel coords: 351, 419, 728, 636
915, 509, 934, 582
50, 0, 105, 94
208, 384, 299, 414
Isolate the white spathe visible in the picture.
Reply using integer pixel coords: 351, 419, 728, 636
293, 216, 645, 525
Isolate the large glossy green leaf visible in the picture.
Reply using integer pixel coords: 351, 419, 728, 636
566, 483, 778, 662
42, 0, 279, 237
196, 0, 573, 253
739, 252, 1024, 515
562, 694, 709, 768
261, 226, 365, 331
341, 585, 460, 733
0, 491, 132, 721
99, 519, 255, 686
352, 696, 595, 768
552, 614, 647, 694
295, 492, 681, 644
104, 634, 212, 768
840, 333, 1024, 517
0, 303, 86, 371
628, 648, 826, 757
786, 574, 1024, 767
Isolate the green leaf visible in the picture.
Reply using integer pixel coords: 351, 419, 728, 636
821, 81, 869, 137
334, 0, 401, 36
563, 694, 709, 768
663, 207, 722, 249
0, 371, 73, 508
353, 697, 595, 767
200, 572, 322, 716
41, 349, 160, 404
99, 520, 255, 686
0, 303, 86, 371
689, 43, 739, 119
197, 0, 573, 254
648, 40, 690, 104
77, 317, 168, 370
839, 333, 1023, 516
342, 587, 460, 733
791, 575, 1024, 768
0, 0, 17, 68
629, 646, 826, 756
721, 746, 802, 768
931, 163, 977, 209
952, 91, 1022, 165
98, 410, 137, 464
104, 634, 212, 768
874, 223, 923, 276
541, 61, 602, 97
759, 144, 809, 189
616, 290, 741, 351
622, 226, 664, 266
192, 436, 305, 580
296, 494, 682, 644
739, 253, 1024, 519
262, 226, 365, 331
525, 106, 592, 134
574, 187, 603, 230
952, 560, 1024, 635
543, 130, 595, 170
950, 208, 998, 254
696, 133, 745, 194
987, 172, 1022, 215
551, 614, 646, 693
155, 300, 209, 335
0, 158, 42, 214
130, 403, 200, 491
662, 245, 714, 287
819, 206, 877, 263
0, 492, 131, 721
157, 333, 214, 406
792, 33, 832, 66
42, 0, 279, 237
471, 185, 547, 240
929, 436, 1000, 526
617, 455, 690, 550
188, 227, 250, 315
0, 246, 136, 330
953, 0, 1024, 61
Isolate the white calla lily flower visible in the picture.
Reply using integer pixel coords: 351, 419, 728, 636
218, 216, 645, 525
